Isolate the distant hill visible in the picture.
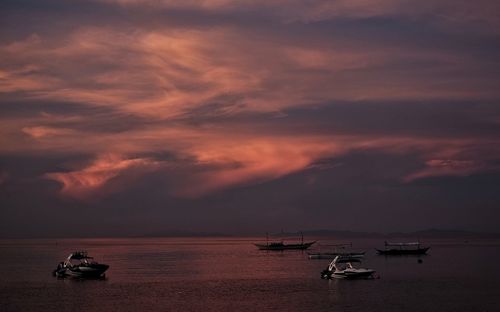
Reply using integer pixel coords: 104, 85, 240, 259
273, 229, 500, 239
142, 230, 231, 238
141, 228, 500, 239
277, 230, 381, 238
394, 228, 500, 239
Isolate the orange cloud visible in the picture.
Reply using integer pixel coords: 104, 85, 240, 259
3, 23, 495, 124
3, 97, 498, 199
4, 107, 495, 198
22, 126, 75, 139
177, 135, 345, 196
45, 154, 156, 197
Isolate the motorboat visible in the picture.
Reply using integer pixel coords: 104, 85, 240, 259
376, 241, 430, 255
321, 255, 376, 279
53, 251, 109, 278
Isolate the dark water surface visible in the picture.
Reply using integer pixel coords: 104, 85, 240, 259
1, 237, 499, 311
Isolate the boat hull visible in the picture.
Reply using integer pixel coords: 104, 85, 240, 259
376, 247, 430, 255
321, 268, 375, 279
332, 269, 376, 279
65, 264, 109, 277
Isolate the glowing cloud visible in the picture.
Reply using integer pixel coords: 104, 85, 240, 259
45, 154, 156, 197
177, 135, 345, 196
22, 126, 75, 139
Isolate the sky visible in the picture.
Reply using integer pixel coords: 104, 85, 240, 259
1, 0, 500, 238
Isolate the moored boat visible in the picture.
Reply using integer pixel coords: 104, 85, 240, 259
376, 241, 429, 255
307, 243, 365, 260
254, 232, 316, 251
254, 241, 316, 250
321, 255, 376, 279
53, 251, 109, 278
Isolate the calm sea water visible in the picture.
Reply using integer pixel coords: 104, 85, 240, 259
0, 237, 499, 312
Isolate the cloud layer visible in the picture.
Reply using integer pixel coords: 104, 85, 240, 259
1, 0, 500, 236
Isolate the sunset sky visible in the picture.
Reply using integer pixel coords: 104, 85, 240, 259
1, 0, 500, 237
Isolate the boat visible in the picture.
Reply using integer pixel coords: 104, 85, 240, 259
52, 251, 109, 278
376, 241, 430, 255
254, 241, 316, 250
321, 255, 376, 279
308, 252, 364, 260
254, 232, 316, 251
307, 243, 365, 260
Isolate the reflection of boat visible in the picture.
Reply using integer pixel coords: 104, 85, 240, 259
376, 241, 430, 255
308, 243, 365, 260
52, 251, 109, 278
321, 255, 376, 279
254, 232, 316, 251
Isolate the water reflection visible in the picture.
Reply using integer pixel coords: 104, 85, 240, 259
0, 237, 499, 312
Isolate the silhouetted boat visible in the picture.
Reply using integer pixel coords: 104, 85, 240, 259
321, 255, 376, 279
308, 243, 365, 260
308, 252, 365, 260
376, 241, 430, 255
254, 232, 316, 251
52, 251, 109, 278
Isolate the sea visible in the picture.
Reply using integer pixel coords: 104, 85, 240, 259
1, 237, 499, 312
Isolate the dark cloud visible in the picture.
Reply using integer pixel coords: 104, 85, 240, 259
186, 100, 500, 140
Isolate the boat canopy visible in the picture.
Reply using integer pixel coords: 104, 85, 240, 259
67, 251, 94, 260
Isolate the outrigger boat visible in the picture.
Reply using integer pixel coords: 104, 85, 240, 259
254, 232, 316, 251
376, 241, 429, 255
308, 252, 364, 260
308, 243, 365, 260
321, 255, 376, 279
53, 251, 109, 278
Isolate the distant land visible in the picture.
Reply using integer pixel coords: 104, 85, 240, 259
271, 229, 500, 239
141, 228, 500, 239
3, 228, 499, 239
142, 230, 231, 238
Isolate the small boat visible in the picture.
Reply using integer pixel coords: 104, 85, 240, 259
254, 232, 316, 251
308, 243, 365, 260
52, 251, 109, 278
321, 255, 376, 279
376, 241, 429, 255
308, 252, 364, 260
254, 241, 316, 250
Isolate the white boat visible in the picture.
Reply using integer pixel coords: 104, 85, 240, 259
321, 255, 376, 279
53, 251, 109, 278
